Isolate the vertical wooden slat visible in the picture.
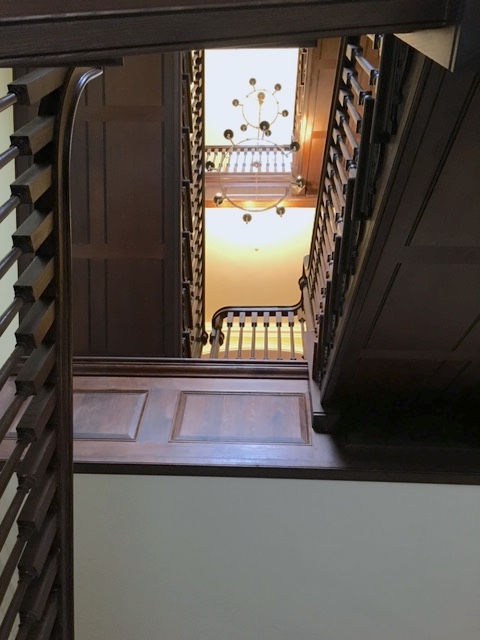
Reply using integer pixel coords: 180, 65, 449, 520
250, 311, 258, 359
236, 311, 246, 359
208, 306, 304, 361
223, 310, 234, 359
276, 311, 282, 360
209, 329, 220, 359
263, 311, 270, 360
288, 310, 296, 360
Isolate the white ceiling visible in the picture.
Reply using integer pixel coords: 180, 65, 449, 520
205, 48, 298, 146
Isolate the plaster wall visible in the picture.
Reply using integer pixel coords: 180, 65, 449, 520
75, 474, 480, 640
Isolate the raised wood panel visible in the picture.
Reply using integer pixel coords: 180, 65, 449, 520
104, 121, 165, 246
73, 390, 148, 440
105, 259, 166, 355
345, 358, 441, 395
171, 391, 309, 444
67, 375, 480, 482
71, 375, 318, 466
71, 53, 182, 358
70, 121, 90, 244
408, 81, 480, 247
72, 258, 90, 354
365, 264, 480, 352
89, 260, 109, 354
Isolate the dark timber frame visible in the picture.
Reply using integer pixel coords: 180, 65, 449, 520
0, 66, 101, 640
0, 0, 463, 66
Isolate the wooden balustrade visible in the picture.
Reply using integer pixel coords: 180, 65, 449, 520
209, 304, 305, 361
205, 145, 293, 174
0, 65, 101, 640
295, 34, 412, 413
181, 51, 207, 357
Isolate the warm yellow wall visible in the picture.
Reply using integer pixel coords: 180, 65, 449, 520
205, 206, 314, 321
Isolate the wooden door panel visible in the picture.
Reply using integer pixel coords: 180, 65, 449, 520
104, 121, 165, 247
71, 53, 181, 358
105, 259, 166, 356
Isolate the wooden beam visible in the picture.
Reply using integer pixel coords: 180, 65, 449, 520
0, 0, 460, 66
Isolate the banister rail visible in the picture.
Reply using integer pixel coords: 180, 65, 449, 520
0, 65, 101, 640
209, 302, 305, 361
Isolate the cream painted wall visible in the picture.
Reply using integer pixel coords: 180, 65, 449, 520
0, 68, 17, 362
74, 475, 480, 640
0, 69, 18, 635
0, 479, 18, 633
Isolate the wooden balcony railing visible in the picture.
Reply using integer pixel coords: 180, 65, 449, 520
206, 35, 409, 382
205, 145, 293, 174
0, 66, 101, 640
300, 35, 409, 390
209, 303, 305, 361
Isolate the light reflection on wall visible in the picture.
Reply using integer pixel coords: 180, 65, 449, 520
205, 207, 315, 321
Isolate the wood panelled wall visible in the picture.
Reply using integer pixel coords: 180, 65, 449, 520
71, 53, 183, 357
293, 39, 339, 194
321, 56, 480, 416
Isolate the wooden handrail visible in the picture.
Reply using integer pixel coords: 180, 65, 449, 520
0, 65, 101, 640
209, 301, 305, 361
211, 301, 303, 329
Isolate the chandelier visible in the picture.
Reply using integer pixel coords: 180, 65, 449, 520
206, 78, 304, 223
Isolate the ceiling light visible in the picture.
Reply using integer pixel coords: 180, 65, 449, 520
207, 79, 304, 223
